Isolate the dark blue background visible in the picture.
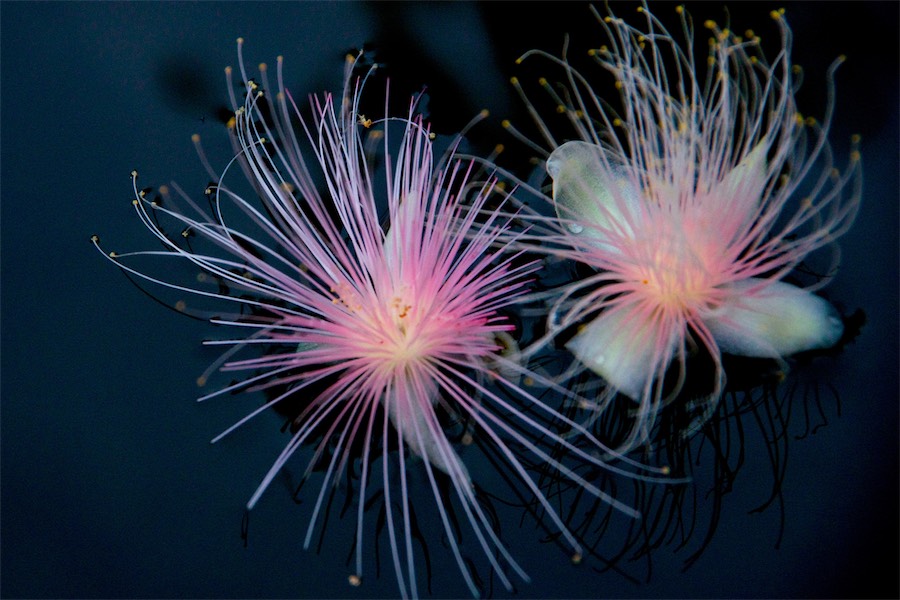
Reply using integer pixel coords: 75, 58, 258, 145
2, 2, 897, 598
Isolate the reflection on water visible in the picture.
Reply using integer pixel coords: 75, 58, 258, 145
529, 306, 866, 584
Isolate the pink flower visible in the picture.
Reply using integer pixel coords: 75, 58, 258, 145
506, 5, 861, 449
94, 40, 662, 598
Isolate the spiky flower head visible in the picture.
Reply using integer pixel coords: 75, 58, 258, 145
94, 41, 661, 598
506, 4, 861, 449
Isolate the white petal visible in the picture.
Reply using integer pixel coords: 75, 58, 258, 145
718, 143, 768, 203
712, 142, 769, 235
565, 308, 675, 401
703, 278, 844, 357
385, 381, 471, 483
546, 141, 638, 239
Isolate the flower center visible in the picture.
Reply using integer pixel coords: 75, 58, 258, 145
635, 232, 718, 315
332, 282, 432, 367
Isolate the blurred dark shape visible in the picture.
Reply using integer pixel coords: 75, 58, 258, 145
154, 54, 228, 121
